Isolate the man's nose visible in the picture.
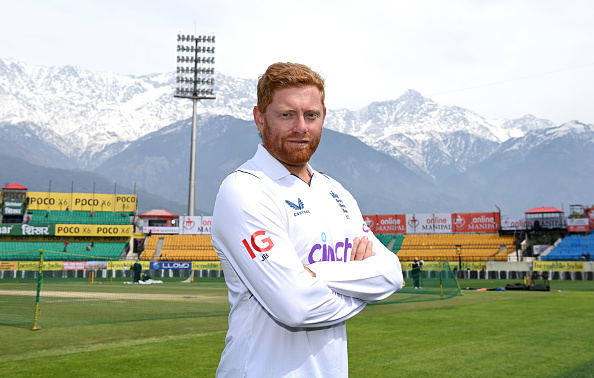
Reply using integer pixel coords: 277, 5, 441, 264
292, 116, 308, 133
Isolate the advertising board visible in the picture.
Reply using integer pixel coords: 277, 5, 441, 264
26, 192, 137, 212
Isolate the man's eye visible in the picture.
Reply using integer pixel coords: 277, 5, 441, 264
306, 113, 319, 119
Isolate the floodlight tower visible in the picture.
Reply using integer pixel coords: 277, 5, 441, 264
174, 33, 216, 216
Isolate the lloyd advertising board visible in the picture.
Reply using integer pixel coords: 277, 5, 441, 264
150, 262, 192, 270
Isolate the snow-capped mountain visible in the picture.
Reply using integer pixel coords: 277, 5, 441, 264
1, 58, 592, 217
323, 91, 555, 177
0, 57, 558, 177
450, 120, 594, 214
0, 57, 256, 167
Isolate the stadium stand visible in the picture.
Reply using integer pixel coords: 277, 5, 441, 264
391, 235, 405, 253
0, 209, 133, 261
394, 233, 517, 261
375, 234, 396, 248
542, 231, 594, 261
0, 241, 128, 261
27, 210, 132, 225
140, 235, 219, 261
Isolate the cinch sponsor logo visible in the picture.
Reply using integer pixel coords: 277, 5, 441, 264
242, 230, 274, 259
285, 198, 310, 217
362, 222, 370, 233
308, 232, 352, 264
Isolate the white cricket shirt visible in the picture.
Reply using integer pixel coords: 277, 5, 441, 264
211, 144, 403, 377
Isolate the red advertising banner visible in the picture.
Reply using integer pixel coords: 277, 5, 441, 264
375, 214, 406, 234
588, 208, 594, 230
364, 212, 503, 234
567, 218, 590, 233
452, 212, 500, 233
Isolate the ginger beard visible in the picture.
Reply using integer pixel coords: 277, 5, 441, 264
260, 114, 322, 168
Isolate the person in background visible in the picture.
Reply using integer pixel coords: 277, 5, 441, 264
132, 260, 142, 283
412, 257, 422, 289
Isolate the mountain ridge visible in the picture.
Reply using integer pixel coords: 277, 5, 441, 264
1, 57, 592, 218
0, 57, 570, 176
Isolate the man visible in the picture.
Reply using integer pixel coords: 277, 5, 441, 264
412, 257, 422, 289
132, 260, 142, 283
211, 62, 403, 377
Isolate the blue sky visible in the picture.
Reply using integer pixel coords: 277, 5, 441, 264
1, 0, 593, 124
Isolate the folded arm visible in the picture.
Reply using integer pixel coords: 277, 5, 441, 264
212, 176, 368, 329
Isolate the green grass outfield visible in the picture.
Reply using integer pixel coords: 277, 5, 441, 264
0, 279, 593, 377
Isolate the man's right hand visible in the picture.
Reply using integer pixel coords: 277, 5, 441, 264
350, 236, 374, 261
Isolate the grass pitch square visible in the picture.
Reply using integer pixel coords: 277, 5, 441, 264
0, 279, 593, 377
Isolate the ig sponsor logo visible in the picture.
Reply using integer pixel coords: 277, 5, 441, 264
242, 230, 274, 261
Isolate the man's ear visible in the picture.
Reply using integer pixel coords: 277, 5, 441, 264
254, 106, 264, 133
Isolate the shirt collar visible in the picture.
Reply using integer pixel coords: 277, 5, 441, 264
252, 144, 314, 181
